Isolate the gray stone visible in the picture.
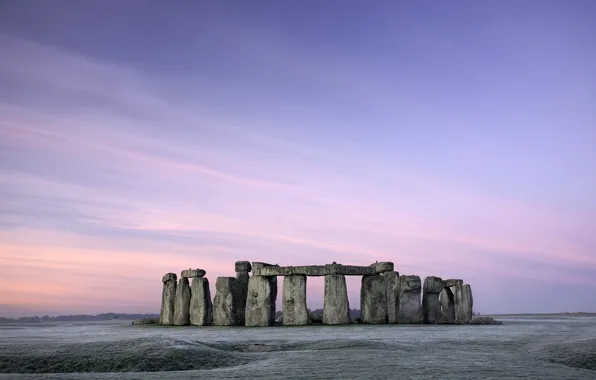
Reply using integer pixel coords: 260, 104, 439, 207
398, 275, 423, 324
235, 261, 252, 272
245, 275, 277, 326
173, 278, 191, 325
323, 274, 351, 325
252, 264, 376, 277
132, 318, 159, 325
213, 277, 240, 326
251, 262, 278, 270
454, 284, 473, 324
235, 271, 250, 325
381, 271, 400, 323
159, 273, 177, 325
282, 275, 308, 326
443, 279, 463, 287
439, 287, 455, 323
181, 269, 206, 278
370, 262, 394, 274
360, 275, 387, 324
422, 276, 443, 324
190, 277, 212, 326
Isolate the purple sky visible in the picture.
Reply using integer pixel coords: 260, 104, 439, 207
0, 1, 595, 318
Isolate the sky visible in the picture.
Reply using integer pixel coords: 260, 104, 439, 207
0, 0, 595, 318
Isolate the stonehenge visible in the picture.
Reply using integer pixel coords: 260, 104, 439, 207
158, 262, 475, 327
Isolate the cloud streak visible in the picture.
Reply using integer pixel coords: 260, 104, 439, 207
1, 3, 595, 316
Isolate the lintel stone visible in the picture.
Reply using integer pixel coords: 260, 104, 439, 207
252, 264, 376, 277
181, 269, 206, 278
443, 279, 463, 287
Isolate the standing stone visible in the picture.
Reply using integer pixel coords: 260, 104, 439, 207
190, 277, 212, 326
213, 277, 240, 326
381, 271, 400, 323
173, 277, 191, 326
422, 276, 443, 324
361, 275, 387, 324
440, 287, 455, 323
245, 275, 277, 326
282, 275, 308, 326
235, 261, 252, 326
454, 284, 473, 324
398, 275, 423, 324
323, 274, 351, 325
160, 273, 177, 325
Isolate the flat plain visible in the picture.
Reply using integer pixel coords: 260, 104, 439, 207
1, 315, 595, 379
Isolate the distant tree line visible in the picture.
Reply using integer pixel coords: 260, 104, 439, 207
0, 313, 159, 323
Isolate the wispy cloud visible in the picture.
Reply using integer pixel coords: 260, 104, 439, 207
0, 18, 594, 316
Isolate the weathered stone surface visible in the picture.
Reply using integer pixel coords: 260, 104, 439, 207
370, 262, 394, 274
132, 317, 159, 325
190, 277, 212, 326
245, 275, 277, 326
422, 276, 443, 324
159, 274, 177, 325
323, 274, 351, 325
454, 284, 473, 324
252, 262, 278, 270
439, 287, 455, 323
252, 264, 376, 277
181, 269, 206, 278
398, 275, 423, 324
162, 273, 176, 283
443, 279, 463, 287
235, 261, 252, 272
282, 275, 308, 326
235, 271, 250, 325
360, 275, 387, 324
213, 277, 240, 326
469, 316, 502, 325
173, 278, 191, 326
382, 271, 400, 323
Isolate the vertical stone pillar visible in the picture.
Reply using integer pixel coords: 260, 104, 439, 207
398, 275, 423, 324
245, 275, 277, 326
323, 274, 351, 325
360, 275, 387, 324
213, 277, 241, 326
235, 261, 252, 325
422, 276, 443, 324
454, 284, 473, 324
173, 277, 191, 326
282, 275, 308, 326
381, 271, 400, 323
190, 275, 213, 326
439, 287, 455, 323
160, 273, 177, 325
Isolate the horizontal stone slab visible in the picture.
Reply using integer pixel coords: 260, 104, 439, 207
370, 262, 394, 273
252, 264, 376, 277
235, 261, 252, 272
443, 279, 463, 287
181, 269, 206, 278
